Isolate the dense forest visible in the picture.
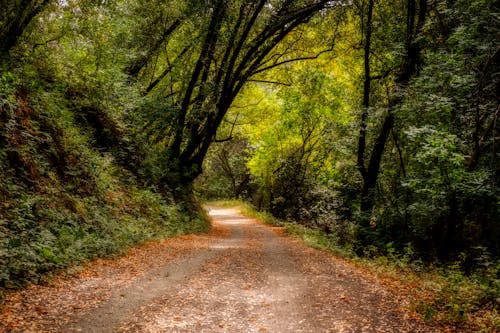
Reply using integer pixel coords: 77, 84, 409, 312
197, 0, 500, 263
0, 0, 498, 327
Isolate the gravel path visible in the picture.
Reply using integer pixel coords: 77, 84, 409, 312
0, 207, 440, 332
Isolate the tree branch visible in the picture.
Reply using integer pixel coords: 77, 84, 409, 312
214, 137, 234, 143
247, 79, 291, 86
250, 47, 334, 76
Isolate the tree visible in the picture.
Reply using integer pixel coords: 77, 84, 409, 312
391, 0, 500, 259
196, 137, 252, 200
0, 0, 49, 61
356, 0, 427, 219
131, 0, 341, 200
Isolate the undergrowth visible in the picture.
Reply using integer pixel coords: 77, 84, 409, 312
208, 200, 500, 332
0, 78, 209, 299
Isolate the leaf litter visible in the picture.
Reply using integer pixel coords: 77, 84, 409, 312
1, 207, 443, 332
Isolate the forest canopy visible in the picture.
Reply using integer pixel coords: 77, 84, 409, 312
0, 0, 498, 298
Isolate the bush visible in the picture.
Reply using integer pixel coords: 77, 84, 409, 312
0, 82, 207, 290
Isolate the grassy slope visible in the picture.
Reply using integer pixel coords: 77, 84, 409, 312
0, 85, 209, 297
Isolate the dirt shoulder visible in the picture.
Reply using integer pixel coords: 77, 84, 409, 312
0, 207, 440, 332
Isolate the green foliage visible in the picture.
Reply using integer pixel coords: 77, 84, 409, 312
0, 89, 205, 287
0, 187, 200, 288
0, 1, 498, 329
196, 138, 252, 200
413, 257, 500, 330
373, 0, 500, 261
283, 222, 356, 259
0, 1, 210, 289
197, 0, 499, 266
199, 5, 499, 331
244, 68, 347, 221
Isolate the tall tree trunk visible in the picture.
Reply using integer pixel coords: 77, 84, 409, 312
357, 0, 427, 218
158, 1, 337, 204
357, 0, 375, 215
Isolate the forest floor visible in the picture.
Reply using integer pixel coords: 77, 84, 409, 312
0, 207, 447, 332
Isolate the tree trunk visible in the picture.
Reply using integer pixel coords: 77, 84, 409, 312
155, 1, 337, 208
357, 0, 375, 216
0, 0, 49, 61
357, 0, 427, 217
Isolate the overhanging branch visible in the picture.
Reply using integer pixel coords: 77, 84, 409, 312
247, 79, 291, 86
250, 46, 334, 76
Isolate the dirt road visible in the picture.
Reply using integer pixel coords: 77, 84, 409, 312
0, 207, 439, 332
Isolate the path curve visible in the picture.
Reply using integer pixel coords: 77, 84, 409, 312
0, 207, 440, 332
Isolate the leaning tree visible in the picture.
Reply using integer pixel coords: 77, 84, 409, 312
129, 0, 341, 199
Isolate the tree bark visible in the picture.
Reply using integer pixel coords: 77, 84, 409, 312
0, 0, 49, 61
157, 1, 337, 201
357, 0, 374, 213
357, 0, 427, 217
